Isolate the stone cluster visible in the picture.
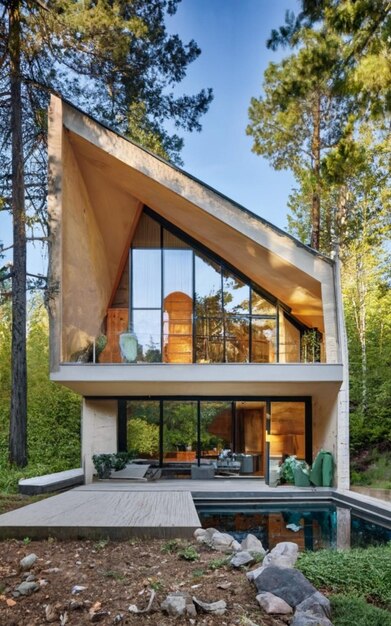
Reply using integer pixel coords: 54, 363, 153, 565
193, 528, 334, 626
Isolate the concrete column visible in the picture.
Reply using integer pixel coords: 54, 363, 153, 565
336, 507, 351, 549
334, 257, 350, 490
81, 398, 118, 484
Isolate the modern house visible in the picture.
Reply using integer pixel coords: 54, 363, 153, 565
47, 95, 349, 488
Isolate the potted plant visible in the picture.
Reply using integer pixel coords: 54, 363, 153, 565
92, 454, 114, 479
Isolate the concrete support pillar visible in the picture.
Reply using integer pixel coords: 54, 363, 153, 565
336, 507, 351, 550
81, 398, 117, 484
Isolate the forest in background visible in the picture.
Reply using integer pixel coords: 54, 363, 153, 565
0, 0, 390, 490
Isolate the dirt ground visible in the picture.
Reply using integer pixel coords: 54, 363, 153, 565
0, 536, 294, 626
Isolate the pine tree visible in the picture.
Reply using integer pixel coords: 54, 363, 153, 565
0, 0, 213, 466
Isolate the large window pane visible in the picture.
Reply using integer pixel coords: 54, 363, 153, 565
223, 271, 249, 314
133, 309, 161, 361
195, 254, 222, 317
163, 250, 193, 363
252, 291, 276, 316
225, 316, 250, 362
200, 401, 232, 458
269, 401, 305, 463
127, 401, 160, 459
196, 317, 224, 362
132, 249, 161, 308
279, 311, 301, 363
252, 318, 276, 363
163, 401, 197, 463
163, 250, 193, 298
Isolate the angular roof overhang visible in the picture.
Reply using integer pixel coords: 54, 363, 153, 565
49, 96, 337, 337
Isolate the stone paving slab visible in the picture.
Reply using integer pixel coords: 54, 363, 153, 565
0, 490, 200, 540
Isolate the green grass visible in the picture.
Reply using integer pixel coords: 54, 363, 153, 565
332, 595, 391, 626
0, 492, 52, 514
297, 545, 391, 607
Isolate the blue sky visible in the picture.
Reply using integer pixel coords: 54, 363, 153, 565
1, 0, 297, 274
166, 0, 296, 226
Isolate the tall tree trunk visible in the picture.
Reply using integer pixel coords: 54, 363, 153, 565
9, 0, 27, 466
310, 93, 321, 250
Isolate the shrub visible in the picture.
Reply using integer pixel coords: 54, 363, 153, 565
297, 545, 391, 607
331, 595, 391, 626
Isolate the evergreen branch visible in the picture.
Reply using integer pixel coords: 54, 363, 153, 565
27, 272, 46, 280
0, 271, 13, 283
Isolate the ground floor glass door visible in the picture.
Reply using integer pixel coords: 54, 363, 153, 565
266, 401, 308, 485
121, 397, 311, 478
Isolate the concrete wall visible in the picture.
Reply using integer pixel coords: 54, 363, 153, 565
81, 399, 117, 484
62, 132, 112, 360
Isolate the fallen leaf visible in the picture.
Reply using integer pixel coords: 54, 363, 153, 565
6, 598, 17, 607
89, 601, 102, 615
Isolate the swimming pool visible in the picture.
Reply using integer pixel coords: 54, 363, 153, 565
196, 502, 391, 550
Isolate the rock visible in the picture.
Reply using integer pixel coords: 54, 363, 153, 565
195, 528, 240, 552
256, 592, 292, 615
113, 616, 124, 624
241, 534, 266, 557
230, 551, 254, 567
72, 585, 87, 594
210, 531, 241, 553
262, 542, 299, 568
15, 581, 40, 596
161, 592, 196, 617
247, 565, 266, 582
217, 582, 232, 590
193, 596, 227, 615
194, 527, 217, 543
254, 566, 316, 608
290, 610, 333, 626
296, 591, 332, 619
69, 601, 84, 611
25, 574, 36, 582
20, 554, 38, 570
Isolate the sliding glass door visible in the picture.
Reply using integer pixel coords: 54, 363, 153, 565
121, 397, 311, 478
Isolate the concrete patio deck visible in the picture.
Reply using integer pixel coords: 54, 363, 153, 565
0, 479, 390, 540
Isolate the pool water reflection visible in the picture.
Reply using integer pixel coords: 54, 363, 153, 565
196, 503, 391, 551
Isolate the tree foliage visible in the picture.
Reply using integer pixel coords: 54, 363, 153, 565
0, 297, 81, 490
0, 0, 212, 466
247, 0, 391, 453
247, 0, 390, 252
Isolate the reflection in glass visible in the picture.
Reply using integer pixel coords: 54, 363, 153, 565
163, 293, 193, 363
252, 318, 276, 363
127, 401, 160, 459
163, 250, 192, 298
223, 271, 249, 314
133, 309, 161, 361
200, 401, 232, 458
132, 249, 161, 308
163, 401, 197, 463
195, 254, 222, 316
269, 401, 305, 464
252, 291, 276, 316
279, 311, 301, 363
126, 211, 309, 364
196, 317, 224, 363
225, 316, 250, 362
